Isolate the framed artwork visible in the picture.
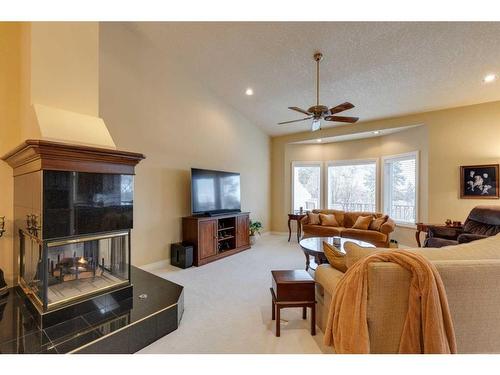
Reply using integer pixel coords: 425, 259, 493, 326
460, 164, 499, 199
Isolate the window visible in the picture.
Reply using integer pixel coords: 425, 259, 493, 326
327, 160, 377, 212
383, 152, 418, 224
292, 162, 322, 212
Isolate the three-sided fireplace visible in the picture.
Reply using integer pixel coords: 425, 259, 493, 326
3, 140, 145, 319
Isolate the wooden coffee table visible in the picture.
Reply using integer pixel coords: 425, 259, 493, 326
270, 270, 316, 337
299, 236, 375, 271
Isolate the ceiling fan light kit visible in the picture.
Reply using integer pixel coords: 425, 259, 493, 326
278, 52, 359, 132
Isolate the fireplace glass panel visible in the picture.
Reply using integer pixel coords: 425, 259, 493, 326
43, 171, 134, 239
20, 230, 130, 310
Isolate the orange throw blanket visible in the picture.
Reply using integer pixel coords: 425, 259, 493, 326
323, 250, 457, 354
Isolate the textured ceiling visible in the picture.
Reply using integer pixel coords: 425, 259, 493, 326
127, 22, 500, 136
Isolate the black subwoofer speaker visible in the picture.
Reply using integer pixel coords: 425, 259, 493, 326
171, 242, 193, 269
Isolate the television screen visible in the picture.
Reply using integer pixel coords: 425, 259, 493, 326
191, 168, 241, 215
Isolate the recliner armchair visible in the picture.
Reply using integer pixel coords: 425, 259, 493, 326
424, 205, 500, 248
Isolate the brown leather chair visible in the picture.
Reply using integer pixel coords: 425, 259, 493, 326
425, 205, 500, 248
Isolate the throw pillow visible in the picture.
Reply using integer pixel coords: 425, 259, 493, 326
307, 212, 320, 225
319, 213, 339, 227
352, 215, 373, 230
323, 241, 347, 272
344, 242, 385, 268
369, 215, 389, 231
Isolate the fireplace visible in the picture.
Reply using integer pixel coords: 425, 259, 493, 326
2, 140, 184, 353
3, 140, 144, 315
20, 228, 131, 311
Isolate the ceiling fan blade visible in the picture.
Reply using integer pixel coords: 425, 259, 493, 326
288, 106, 312, 116
324, 115, 359, 123
311, 119, 321, 132
329, 102, 354, 115
277, 117, 313, 125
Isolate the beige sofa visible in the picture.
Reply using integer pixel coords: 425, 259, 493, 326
301, 209, 395, 247
315, 234, 500, 353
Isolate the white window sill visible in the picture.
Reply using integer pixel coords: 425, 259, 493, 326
395, 222, 417, 230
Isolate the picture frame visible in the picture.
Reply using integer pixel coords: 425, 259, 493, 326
460, 164, 499, 199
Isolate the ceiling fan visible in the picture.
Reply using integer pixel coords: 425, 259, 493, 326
278, 52, 359, 132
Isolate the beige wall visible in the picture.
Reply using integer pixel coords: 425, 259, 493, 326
26, 22, 115, 148
272, 101, 500, 247
0, 23, 22, 285
0, 22, 103, 285
30, 22, 99, 117
99, 24, 271, 267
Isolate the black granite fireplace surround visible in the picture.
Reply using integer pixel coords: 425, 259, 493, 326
1, 140, 184, 354
0, 267, 184, 354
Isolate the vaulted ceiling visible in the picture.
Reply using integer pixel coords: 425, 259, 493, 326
128, 22, 500, 136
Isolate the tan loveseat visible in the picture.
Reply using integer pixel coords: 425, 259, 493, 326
315, 234, 500, 353
301, 209, 395, 247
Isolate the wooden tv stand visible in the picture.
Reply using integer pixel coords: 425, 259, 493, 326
182, 212, 251, 266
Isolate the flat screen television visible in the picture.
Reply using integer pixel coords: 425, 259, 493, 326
191, 168, 241, 216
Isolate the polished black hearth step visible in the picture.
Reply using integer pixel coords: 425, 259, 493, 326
0, 267, 184, 354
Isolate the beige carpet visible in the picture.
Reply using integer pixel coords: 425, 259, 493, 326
139, 234, 330, 353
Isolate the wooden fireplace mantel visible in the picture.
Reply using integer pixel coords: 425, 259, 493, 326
2, 139, 146, 176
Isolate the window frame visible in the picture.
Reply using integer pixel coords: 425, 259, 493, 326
325, 158, 379, 213
291, 161, 324, 213
381, 151, 419, 227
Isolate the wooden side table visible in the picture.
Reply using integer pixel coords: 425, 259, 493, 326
270, 270, 316, 337
288, 213, 307, 242
415, 222, 429, 247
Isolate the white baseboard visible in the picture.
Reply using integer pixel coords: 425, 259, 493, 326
270, 231, 288, 236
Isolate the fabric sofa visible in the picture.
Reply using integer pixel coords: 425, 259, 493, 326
301, 209, 395, 247
425, 205, 500, 247
315, 234, 500, 353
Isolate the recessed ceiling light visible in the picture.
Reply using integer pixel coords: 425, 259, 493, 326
483, 74, 497, 83
373, 130, 380, 135
317, 139, 322, 143
245, 88, 254, 96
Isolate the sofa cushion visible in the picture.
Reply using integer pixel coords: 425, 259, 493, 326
345, 233, 500, 268
370, 215, 388, 231
320, 213, 339, 227
342, 228, 388, 246
345, 241, 385, 268
352, 215, 373, 230
307, 212, 320, 225
323, 241, 347, 272
302, 224, 344, 237
343, 211, 385, 228
315, 264, 344, 295
313, 209, 344, 226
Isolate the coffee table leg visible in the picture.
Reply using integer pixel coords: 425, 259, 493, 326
272, 299, 275, 320
311, 304, 316, 336
287, 218, 292, 242
302, 306, 306, 319
276, 306, 280, 337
